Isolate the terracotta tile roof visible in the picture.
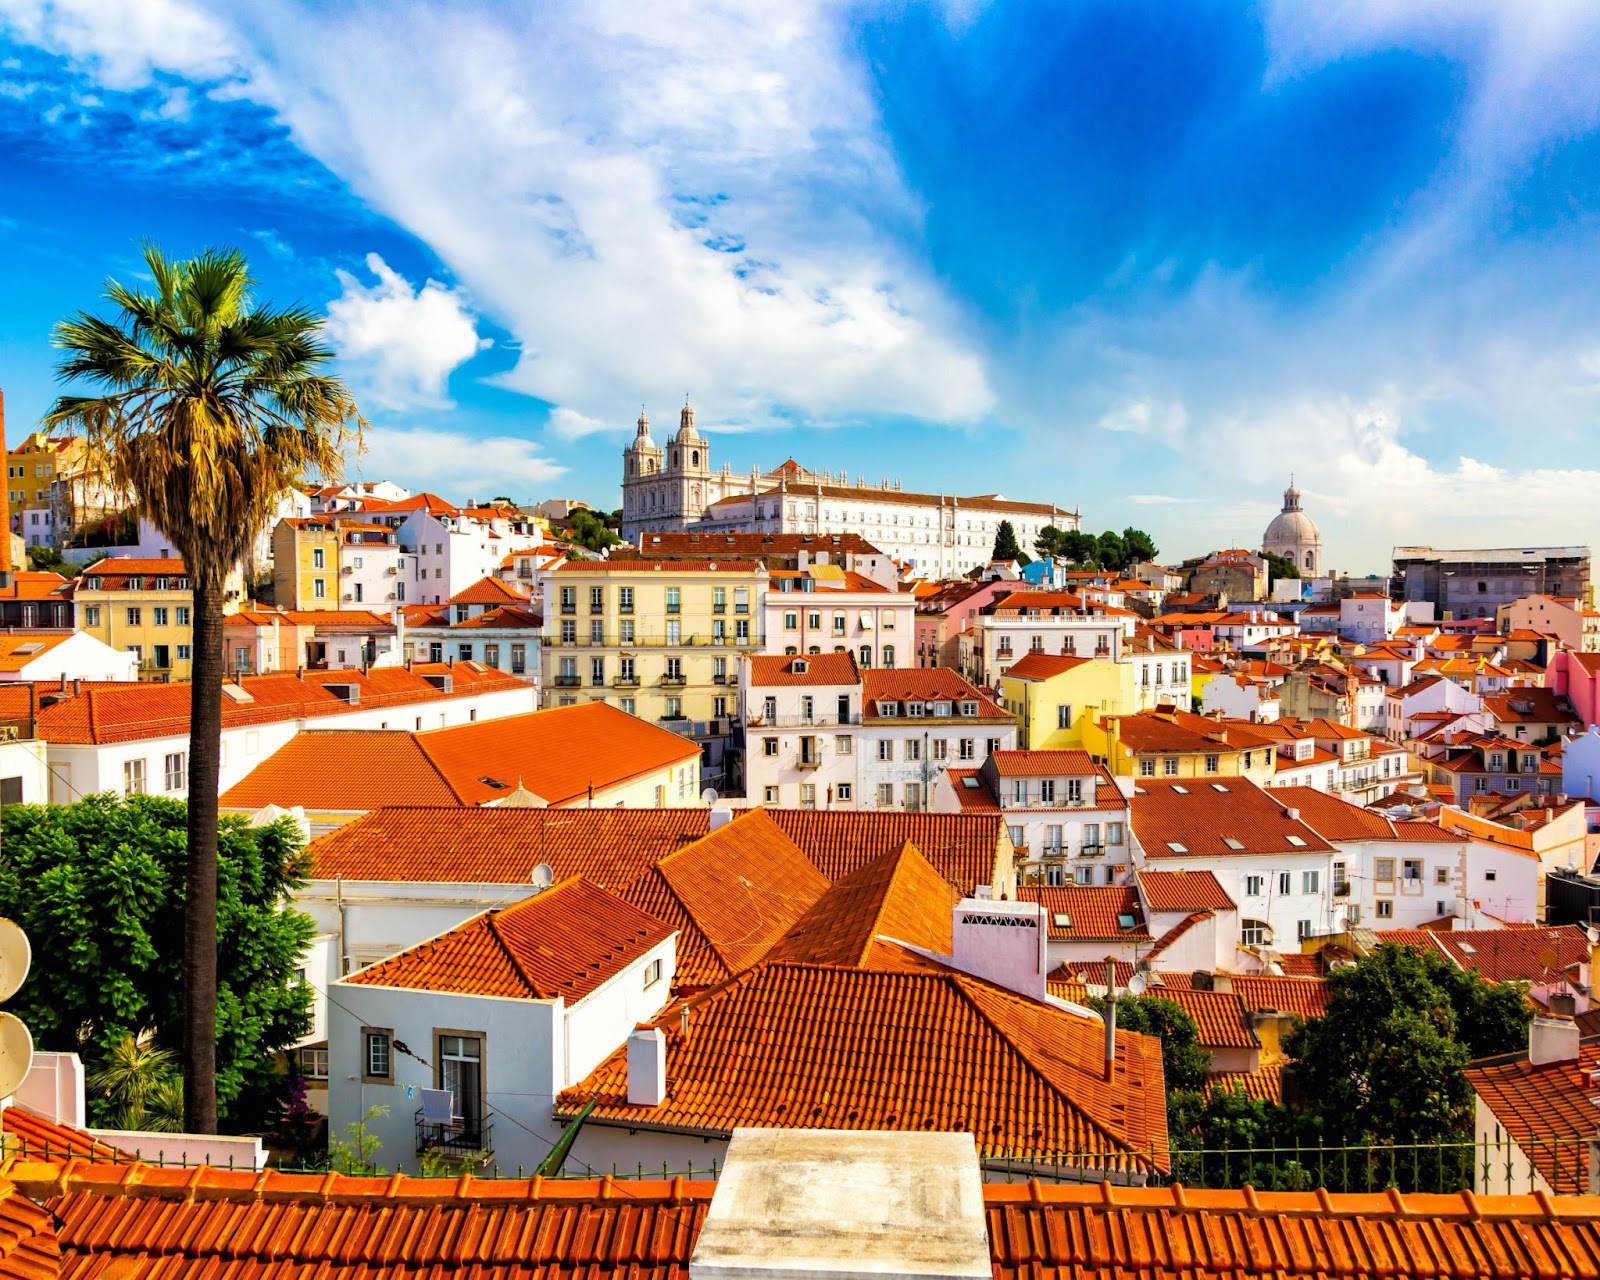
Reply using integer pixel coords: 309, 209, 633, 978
556, 559, 763, 574
623, 809, 829, 989
37, 662, 527, 745
1378, 924, 1591, 983
766, 842, 958, 967
1272, 786, 1398, 841
0, 572, 71, 603
746, 652, 858, 687
0, 635, 73, 672
633, 531, 886, 559
1483, 688, 1580, 724
446, 576, 530, 606
1205, 1063, 1285, 1103
948, 768, 1003, 812
1136, 870, 1236, 913
768, 810, 1005, 893
0, 1174, 57, 1280
222, 703, 699, 811
224, 608, 394, 629
999, 652, 1094, 681
1111, 714, 1232, 754
987, 1180, 1600, 1279
0, 1107, 130, 1164
1130, 778, 1335, 858
1227, 975, 1332, 1021
989, 749, 1098, 777
1275, 952, 1329, 977
1466, 1044, 1600, 1193
559, 963, 1169, 1169
306, 806, 710, 886
420, 603, 542, 630
1018, 886, 1149, 941
76, 556, 189, 581
344, 878, 673, 1001
860, 667, 1009, 719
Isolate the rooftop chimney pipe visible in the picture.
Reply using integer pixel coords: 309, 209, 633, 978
1102, 956, 1118, 1082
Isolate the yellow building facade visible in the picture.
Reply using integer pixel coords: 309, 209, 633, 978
75, 557, 242, 681
272, 518, 343, 611
6, 432, 85, 510
1081, 711, 1255, 782
543, 559, 767, 725
998, 654, 1132, 749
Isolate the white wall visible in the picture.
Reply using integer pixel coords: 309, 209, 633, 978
7, 632, 138, 683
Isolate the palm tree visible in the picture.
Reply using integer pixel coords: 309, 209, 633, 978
47, 246, 362, 1132
86, 1032, 185, 1132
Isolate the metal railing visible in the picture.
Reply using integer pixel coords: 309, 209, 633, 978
415, 1108, 495, 1160
747, 713, 861, 727
547, 633, 764, 648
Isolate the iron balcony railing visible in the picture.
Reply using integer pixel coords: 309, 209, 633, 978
746, 713, 862, 727
415, 1107, 494, 1159
546, 633, 764, 648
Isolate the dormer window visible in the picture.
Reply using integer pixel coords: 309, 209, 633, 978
907, 702, 926, 717
791, 658, 809, 674
875, 700, 900, 716
126, 577, 143, 590
960, 700, 979, 717
933, 701, 952, 716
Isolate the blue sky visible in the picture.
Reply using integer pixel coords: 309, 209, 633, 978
3, 1, 1600, 572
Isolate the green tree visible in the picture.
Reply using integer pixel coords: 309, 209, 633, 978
1059, 529, 1099, 567
45, 246, 361, 1132
1284, 943, 1528, 1148
86, 1033, 185, 1132
1263, 550, 1301, 582
24, 545, 68, 574
1087, 994, 1211, 1092
568, 507, 622, 552
992, 519, 1023, 562
0, 795, 316, 1128
1033, 525, 1067, 561
1095, 530, 1126, 572
1120, 527, 1158, 567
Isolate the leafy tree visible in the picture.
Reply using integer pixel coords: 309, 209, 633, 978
1263, 550, 1301, 582
991, 519, 1023, 562
0, 795, 316, 1129
1087, 994, 1211, 1092
1095, 530, 1126, 572
1058, 529, 1100, 567
1120, 527, 1158, 567
1033, 525, 1067, 560
1284, 943, 1529, 1148
569, 507, 622, 552
24, 545, 68, 574
46, 245, 361, 1132
86, 1034, 184, 1132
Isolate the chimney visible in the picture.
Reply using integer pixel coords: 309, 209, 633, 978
1102, 957, 1118, 1081
1284, 807, 1301, 822
1190, 970, 1214, 992
950, 897, 1047, 999
1547, 991, 1578, 1018
626, 1025, 667, 1106
1529, 1015, 1581, 1067
708, 802, 734, 832
1210, 972, 1233, 993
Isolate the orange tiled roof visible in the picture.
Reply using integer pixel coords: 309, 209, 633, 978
76, 556, 188, 580
1272, 786, 1398, 841
0, 1173, 56, 1280
633, 531, 885, 559
1225, 974, 1332, 1021
768, 810, 1004, 894
0, 635, 72, 672
747, 652, 858, 687
1018, 886, 1149, 941
1136, 870, 1236, 913
1431, 926, 1590, 984
446, 576, 530, 606
1203, 1063, 1285, 1103
623, 809, 829, 989
989, 749, 1098, 778
1466, 1044, 1600, 1193
0, 1107, 130, 1164
0, 572, 72, 603
766, 842, 957, 967
306, 806, 710, 886
559, 962, 1169, 1168
344, 878, 673, 1002
221, 702, 699, 811
999, 652, 1094, 681
1130, 778, 1334, 858
37, 662, 526, 745
555, 559, 763, 574
860, 667, 1009, 719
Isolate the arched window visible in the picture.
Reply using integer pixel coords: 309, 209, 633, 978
1304, 550, 1313, 568
1241, 918, 1271, 947
883, 644, 895, 669
859, 645, 872, 668
692, 450, 699, 466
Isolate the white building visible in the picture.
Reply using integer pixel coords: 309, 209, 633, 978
0, 631, 137, 683
968, 592, 1138, 685
764, 566, 914, 670
327, 878, 677, 1175
620, 402, 1078, 576
934, 748, 1131, 887
403, 577, 540, 682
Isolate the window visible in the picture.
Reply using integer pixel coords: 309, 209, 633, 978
665, 696, 682, 717
1039, 779, 1055, 803
1245, 875, 1264, 896
1485, 869, 1497, 882
150, 606, 168, 627
1139, 758, 1156, 778
163, 752, 186, 792
1277, 872, 1291, 896
1296, 920, 1314, 941
1108, 822, 1124, 845
1204, 754, 1219, 774
313, 579, 325, 600
313, 548, 325, 569
905, 738, 922, 763
126, 607, 142, 626
644, 958, 663, 988
1057, 704, 1073, 730
1434, 866, 1450, 885
1241, 919, 1270, 946
784, 611, 798, 631
959, 738, 975, 761
590, 586, 604, 613
85, 606, 100, 627
1083, 822, 1101, 848
764, 737, 779, 757
833, 611, 846, 635
591, 657, 605, 686
904, 781, 922, 811
836, 782, 853, 801
299, 1047, 329, 1080
621, 697, 636, 715
1375, 858, 1395, 882
1376, 900, 1394, 919
1403, 859, 1423, 881
123, 758, 147, 796
878, 740, 894, 761
560, 586, 576, 613
877, 783, 895, 807
932, 738, 947, 760
438, 1033, 482, 1132
361, 1028, 392, 1082
1302, 870, 1319, 893
619, 586, 634, 613
1163, 757, 1179, 776
666, 620, 681, 645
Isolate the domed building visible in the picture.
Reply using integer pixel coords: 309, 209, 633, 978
1263, 478, 1322, 576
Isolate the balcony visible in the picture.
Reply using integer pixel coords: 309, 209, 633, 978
1079, 844, 1104, 858
798, 755, 823, 770
661, 674, 687, 687
553, 674, 581, 688
747, 713, 862, 728
713, 674, 729, 685
1333, 883, 1350, 897
415, 1108, 493, 1159
612, 674, 640, 688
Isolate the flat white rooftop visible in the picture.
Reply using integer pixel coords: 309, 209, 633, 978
689, 1128, 991, 1280
1393, 546, 1590, 561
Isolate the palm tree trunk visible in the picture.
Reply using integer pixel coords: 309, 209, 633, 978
182, 570, 225, 1133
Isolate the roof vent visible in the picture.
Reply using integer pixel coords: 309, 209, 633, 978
423, 672, 454, 693
324, 682, 360, 705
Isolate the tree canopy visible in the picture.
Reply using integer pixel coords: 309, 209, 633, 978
1263, 550, 1301, 582
0, 795, 316, 1127
992, 519, 1024, 562
568, 507, 622, 552
1033, 526, 1157, 571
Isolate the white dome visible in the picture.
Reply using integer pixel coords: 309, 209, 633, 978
1264, 509, 1319, 544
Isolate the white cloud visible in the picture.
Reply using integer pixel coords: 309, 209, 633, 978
546, 407, 611, 439
324, 253, 488, 411
3, 0, 993, 434
352, 426, 565, 501
0, 0, 240, 89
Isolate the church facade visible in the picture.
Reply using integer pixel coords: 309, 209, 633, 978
621, 402, 1079, 577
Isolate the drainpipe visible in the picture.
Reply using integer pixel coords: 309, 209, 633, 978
336, 875, 349, 975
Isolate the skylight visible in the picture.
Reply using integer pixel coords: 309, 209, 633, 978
1211, 783, 1228, 792
1223, 837, 1245, 850
1286, 835, 1307, 848
221, 685, 255, 704
1166, 841, 1188, 853
1117, 913, 1137, 930
1172, 784, 1189, 794
479, 777, 510, 790
1053, 912, 1071, 929
1459, 941, 1477, 955
961, 776, 979, 789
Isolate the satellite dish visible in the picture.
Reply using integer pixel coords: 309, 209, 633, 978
701, 787, 719, 805
1126, 971, 1148, 998
0, 1013, 33, 1099
0, 920, 30, 1003
530, 863, 556, 890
